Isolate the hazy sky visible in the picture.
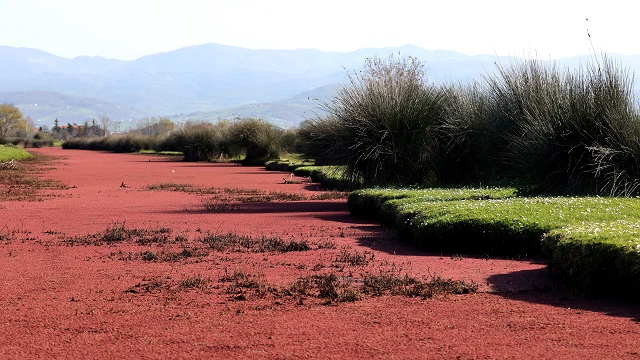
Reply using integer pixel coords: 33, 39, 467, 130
0, 0, 636, 60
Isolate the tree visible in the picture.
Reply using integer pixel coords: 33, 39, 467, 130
136, 117, 175, 136
11, 117, 31, 138
99, 114, 113, 137
156, 117, 175, 135
80, 121, 89, 137
0, 103, 23, 141
137, 117, 153, 135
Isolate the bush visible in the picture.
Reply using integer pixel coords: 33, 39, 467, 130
62, 134, 158, 153
159, 119, 282, 164
6, 138, 55, 148
61, 137, 105, 151
280, 128, 298, 153
229, 118, 283, 165
110, 134, 155, 153
60, 118, 284, 165
162, 123, 229, 162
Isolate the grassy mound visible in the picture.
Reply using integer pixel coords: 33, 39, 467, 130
293, 165, 361, 191
349, 187, 640, 299
264, 154, 314, 171
0, 144, 33, 162
543, 221, 640, 298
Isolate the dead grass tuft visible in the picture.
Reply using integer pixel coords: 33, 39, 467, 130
362, 271, 478, 299
179, 275, 212, 290
200, 232, 310, 253
124, 276, 167, 294
221, 269, 269, 300
64, 223, 178, 246
334, 249, 373, 266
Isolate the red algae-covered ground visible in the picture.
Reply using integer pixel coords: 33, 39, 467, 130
1, 148, 639, 359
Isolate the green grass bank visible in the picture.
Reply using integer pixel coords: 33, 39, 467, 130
0, 145, 33, 162
349, 187, 640, 300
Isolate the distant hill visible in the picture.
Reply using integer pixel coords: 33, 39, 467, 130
0, 90, 145, 125
1, 43, 639, 128
166, 85, 338, 129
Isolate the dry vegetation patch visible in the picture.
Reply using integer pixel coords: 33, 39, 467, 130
64, 223, 177, 246
62, 223, 477, 307
0, 153, 69, 202
146, 182, 348, 210
200, 232, 311, 253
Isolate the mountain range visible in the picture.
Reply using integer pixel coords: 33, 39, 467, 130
2, 43, 640, 130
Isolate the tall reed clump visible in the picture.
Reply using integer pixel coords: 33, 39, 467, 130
309, 55, 449, 186
486, 57, 640, 196
438, 82, 506, 184
305, 53, 640, 195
